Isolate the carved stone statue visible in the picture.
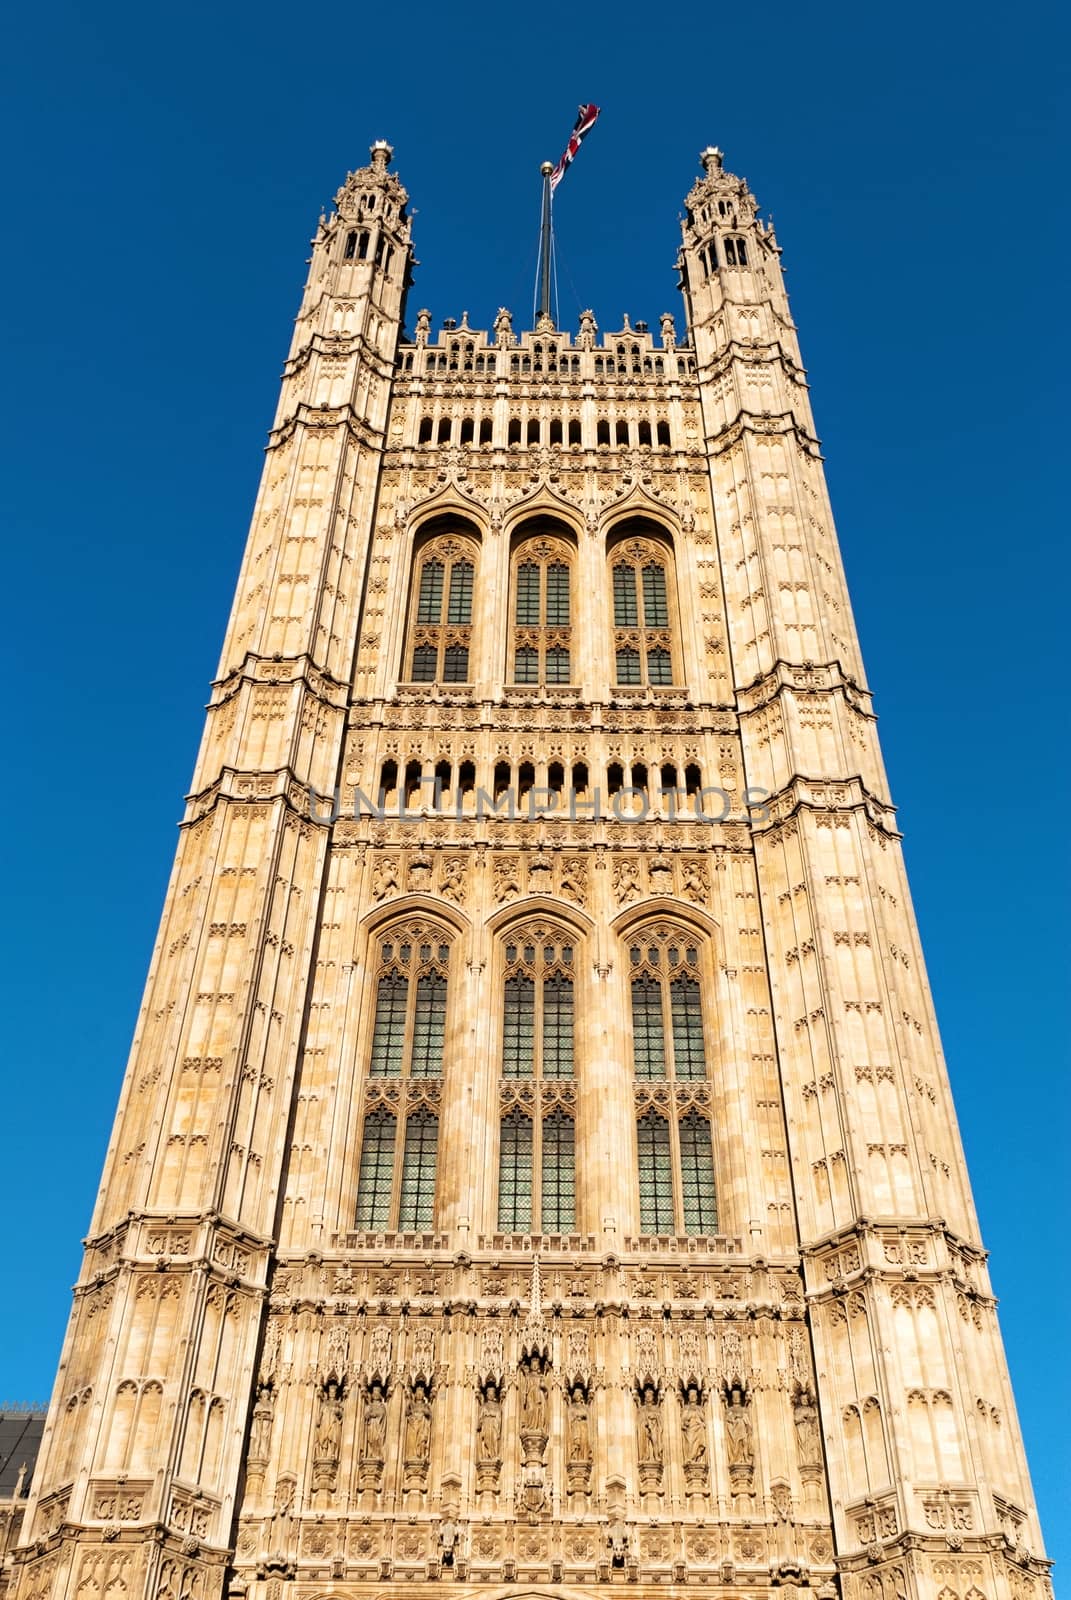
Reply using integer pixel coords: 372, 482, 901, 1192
681, 1387, 707, 1467
315, 1381, 343, 1460
249, 1384, 274, 1462
637, 1385, 663, 1464
520, 1355, 548, 1434
794, 1395, 821, 1467
476, 1383, 502, 1463
724, 1386, 754, 1485
567, 1386, 591, 1463
404, 1382, 432, 1462
360, 1381, 387, 1460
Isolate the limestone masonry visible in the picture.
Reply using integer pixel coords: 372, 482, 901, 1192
4, 143, 1050, 1600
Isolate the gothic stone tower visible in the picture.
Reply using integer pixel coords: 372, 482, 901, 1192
11, 143, 1050, 1600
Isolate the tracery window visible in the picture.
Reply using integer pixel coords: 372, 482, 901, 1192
609, 530, 677, 686
497, 924, 578, 1234
509, 530, 575, 686
355, 921, 450, 1232
404, 530, 478, 684
629, 924, 719, 1237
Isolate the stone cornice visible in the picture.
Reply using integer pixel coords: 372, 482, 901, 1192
696, 339, 807, 386
210, 652, 350, 707
267, 401, 389, 452
736, 658, 874, 715
706, 408, 822, 458
751, 773, 899, 836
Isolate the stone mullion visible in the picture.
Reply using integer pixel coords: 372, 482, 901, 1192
588, 876, 634, 1245
437, 913, 489, 1240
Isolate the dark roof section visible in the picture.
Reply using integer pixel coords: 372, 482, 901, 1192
0, 1411, 47, 1497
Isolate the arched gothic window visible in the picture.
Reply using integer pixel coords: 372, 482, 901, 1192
509, 530, 575, 686
404, 531, 478, 684
497, 925, 577, 1234
609, 530, 677, 686
355, 922, 450, 1232
629, 924, 718, 1237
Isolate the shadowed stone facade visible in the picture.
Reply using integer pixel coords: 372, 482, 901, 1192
6, 143, 1050, 1600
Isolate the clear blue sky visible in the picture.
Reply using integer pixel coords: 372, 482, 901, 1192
2, 0, 1067, 1567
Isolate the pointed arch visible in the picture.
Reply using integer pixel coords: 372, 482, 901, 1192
606, 518, 681, 688
402, 515, 482, 685
617, 913, 721, 1239
507, 517, 578, 687
353, 912, 456, 1235
493, 912, 585, 1236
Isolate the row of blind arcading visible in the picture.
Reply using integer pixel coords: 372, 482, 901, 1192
354, 921, 719, 1239
414, 415, 674, 449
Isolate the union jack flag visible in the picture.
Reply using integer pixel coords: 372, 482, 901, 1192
549, 103, 601, 193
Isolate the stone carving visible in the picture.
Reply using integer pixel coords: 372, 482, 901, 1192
492, 857, 522, 903
370, 857, 399, 900
312, 1379, 344, 1494
563, 1327, 591, 1388
475, 1380, 502, 1491
248, 1383, 274, 1467
366, 1324, 392, 1380
402, 1380, 432, 1490
680, 858, 709, 901
439, 856, 467, 904
322, 1322, 350, 1385
357, 1380, 387, 1490
267, 1473, 294, 1559
678, 1327, 703, 1385
559, 855, 588, 902
636, 1383, 664, 1490
634, 1324, 662, 1387
520, 1353, 549, 1437
681, 1385, 709, 1490
612, 858, 642, 904
566, 1383, 593, 1492
479, 1326, 505, 1385
408, 1325, 436, 1383
793, 1390, 822, 1470
723, 1384, 755, 1493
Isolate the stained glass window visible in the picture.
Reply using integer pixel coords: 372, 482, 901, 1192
541, 1108, 575, 1231
637, 1112, 674, 1233
406, 536, 477, 683
679, 1110, 718, 1234
510, 535, 573, 685
498, 1109, 533, 1230
355, 1109, 396, 1230
398, 1109, 438, 1230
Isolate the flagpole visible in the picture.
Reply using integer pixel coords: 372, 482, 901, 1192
537, 160, 554, 328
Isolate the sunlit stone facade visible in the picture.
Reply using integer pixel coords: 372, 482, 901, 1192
8, 143, 1050, 1600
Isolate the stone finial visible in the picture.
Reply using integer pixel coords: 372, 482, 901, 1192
370, 140, 394, 172
493, 307, 514, 347
700, 146, 724, 175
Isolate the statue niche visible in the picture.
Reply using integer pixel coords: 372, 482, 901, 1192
518, 1350, 551, 1514
566, 1382, 593, 1494
475, 1379, 503, 1493
357, 1378, 388, 1492
723, 1381, 755, 1494
635, 1382, 664, 1492
402, 1378, 433, 1492
312, 1378, 345, 1497
680, 1384, 709, 1493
